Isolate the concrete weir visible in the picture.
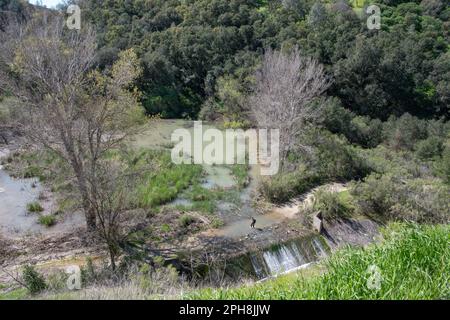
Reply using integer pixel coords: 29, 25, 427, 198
218, 235, 329, 280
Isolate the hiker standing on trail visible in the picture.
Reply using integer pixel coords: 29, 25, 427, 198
250, 217, 256, 229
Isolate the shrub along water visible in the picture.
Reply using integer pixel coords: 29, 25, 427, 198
22, 265, 47, 295
26, 202, 44, 213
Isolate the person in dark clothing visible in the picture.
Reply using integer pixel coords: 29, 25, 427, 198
250, 217, 256, 229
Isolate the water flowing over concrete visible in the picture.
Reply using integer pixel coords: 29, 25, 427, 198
224, 235, 328, 280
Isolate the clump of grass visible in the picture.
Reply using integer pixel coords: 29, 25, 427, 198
229, 164, 250, 188
23, 165, 44, 180
27, 202, 44, 213
38, 215, 56, 227
179, 215, 195, 227
187, 223, 449, 300
190, 185, 209, 201
191, 200, 216, 214
137, 160, 203, 208
211, 218, 224, 229
97, 149, 203, 209
22, 265, 47, 295
160, 224, 171, 233
222, 120, 252, 130
0, 288, 28, 300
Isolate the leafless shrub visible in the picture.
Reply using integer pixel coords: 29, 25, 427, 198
249, 47, 331, 167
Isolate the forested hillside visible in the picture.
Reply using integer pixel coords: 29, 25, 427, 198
79, 0, 449, 119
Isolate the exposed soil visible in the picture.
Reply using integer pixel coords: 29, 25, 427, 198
0, 230, 103, 285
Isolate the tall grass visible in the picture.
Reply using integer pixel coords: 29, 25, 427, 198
137, 165, 203, 207
26, 202, 44, 213
229, 164, 250, 188
187, 223, 449, 300
131, 150, 203, 208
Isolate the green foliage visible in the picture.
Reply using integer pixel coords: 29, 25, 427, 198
23, 165, 43, 179
38, 215, 56, 227
313, 189, 352, 220
434, 145, 450, 183
26, 202, 44, 213
313, 133, 371, 180
351, 173, 449, 223
0, 288, 28, 300
322, 99, 383, 148
260, 130, 372, 203
22, 265, 47, 295
160, 224, 171, 233
199, 76, 251, 122
383, 114, 429, 151
80, 257, 97, 286
4, 149, 65, 183
81, 0, 449, 119
134, 151, 203, 208
229, 164, 250, 188
259, 169, 322, 203
222, 120, 252, 130
415, 136, 444, 160
191, 200, 216, 215
188, 223, 450, 299
179, 214, 196, 228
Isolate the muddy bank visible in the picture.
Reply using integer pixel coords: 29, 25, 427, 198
0, 230, 103, 285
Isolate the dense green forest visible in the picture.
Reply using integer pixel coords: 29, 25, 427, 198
76, 0, 450, 119
1, 0, 449, 119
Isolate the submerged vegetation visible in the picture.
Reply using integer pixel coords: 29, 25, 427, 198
133, 151, 204, 208
26, 202, 44, 214
37, 215, 56, 227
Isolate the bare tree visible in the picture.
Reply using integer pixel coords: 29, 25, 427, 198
88, 160, 145, 271
0, 13, 143, 231
249, 47, 331, 167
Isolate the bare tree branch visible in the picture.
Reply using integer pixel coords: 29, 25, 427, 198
249, 47, 331, 167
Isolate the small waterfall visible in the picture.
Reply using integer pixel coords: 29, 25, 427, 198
247, 236, 328, 279
312, 238, 327, 257
189, 235, 329, 281
262, 242, 307, 275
